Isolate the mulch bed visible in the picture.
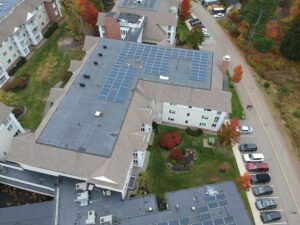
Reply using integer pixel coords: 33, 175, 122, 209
167, 149, 197, 171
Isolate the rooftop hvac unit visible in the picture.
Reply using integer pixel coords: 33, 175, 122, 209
94, 61, 98, 65
148, 206, 153, 212
79, 83, 86, 87
98, 53, 103, 57
83, 74, 90, 79
137, 0, 143, 3
103, 45, 107, 49
100, 215, 112, 224
95, 111, 102, 117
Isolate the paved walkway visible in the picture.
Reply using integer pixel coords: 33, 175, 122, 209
232, 145, 263, 225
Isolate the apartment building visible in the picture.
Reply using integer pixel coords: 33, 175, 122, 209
97, 0, 179, 45
0, 102, 25, 161
7, 37, 231, 199
0, 0, 62, 88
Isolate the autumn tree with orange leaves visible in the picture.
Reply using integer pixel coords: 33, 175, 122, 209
180, 0, 191, 20
232, 65, 243, 83
236, 173, 251, 191
78, 0, 98, 25
217, 121, 240, 147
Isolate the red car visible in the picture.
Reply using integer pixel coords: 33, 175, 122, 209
246, 162, 269, 172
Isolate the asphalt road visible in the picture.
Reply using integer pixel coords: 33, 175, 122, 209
191, 2, 300, 224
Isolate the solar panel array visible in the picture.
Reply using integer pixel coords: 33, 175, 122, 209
99, 42, 211, 103
120, 0, 161, 11
0, 0, 22, 21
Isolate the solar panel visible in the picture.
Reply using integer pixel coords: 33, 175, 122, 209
224, 216, 234, 223
200, 213, 211, 221
193, 223, 202, 225
218, 200, 228, 207
158, 222, 168, 225
213, 218, 224, 225
168, 220, 180, 225
203, 220, 213, 225
179, 218, 190, 225
204, 196, 216, 202
198, 206, 209, 213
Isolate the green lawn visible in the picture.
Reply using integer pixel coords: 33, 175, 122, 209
140, 125, 253, 220
143, 125, 239, 198
2, 23, 84, 130
228, 74, 245, 119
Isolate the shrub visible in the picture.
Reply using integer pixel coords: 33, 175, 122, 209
185, 127, 203, 137
44, 23, 58, 38
228, 23, 240, 37
293, 111, 300, 119
253, 37, 274, 52
279, 86, 289, 93
3, 73, 30, 92
12, 106, 24, 119
170, 148, 184, 161
8, 57, 27, 76
264, 82, 270, 88
159, 131, 182, 150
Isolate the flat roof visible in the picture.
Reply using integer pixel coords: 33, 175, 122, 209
0, 0, 23, 22
118, 0, 161, 11
57, 179, 252, 225
36, 39, 213, 157
118, 12, 142, 23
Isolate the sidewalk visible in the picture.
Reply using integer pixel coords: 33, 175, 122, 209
232, 144, 263, 225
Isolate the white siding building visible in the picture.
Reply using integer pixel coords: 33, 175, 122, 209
0, 0, 62, 88
0, 103, 25, 161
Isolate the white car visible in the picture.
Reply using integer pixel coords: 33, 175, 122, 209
213, 13, 225, 18
237, 126, 253, 134
243, 153, 264, 163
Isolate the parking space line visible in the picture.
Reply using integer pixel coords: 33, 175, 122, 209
256, 196, 280, 199
267, 222, 288, 225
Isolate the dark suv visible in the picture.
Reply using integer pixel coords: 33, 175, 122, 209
189, 18, 201, 26
251, 173, 271, 184
261, 211, 281, 223
239, 143, 257, 152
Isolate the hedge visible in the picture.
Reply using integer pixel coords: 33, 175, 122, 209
185, 127, 203, 137
44, 23, 58, 38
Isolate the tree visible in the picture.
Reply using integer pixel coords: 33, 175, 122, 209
159, 131, 182, 150
280, 14, 300, 60
93, 0, 104, 11
61, 0, 84, 42
78, 0, 99, 25
189, 25, 204, 49
217, 121, 240, 147
266, 20, 279, 40
0, 91, 17, 106
170, 148, 184, 161
232, 65, 243, 83
236, 173, 251, 191
180, 0, 191, 20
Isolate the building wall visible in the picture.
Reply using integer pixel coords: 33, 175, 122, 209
160, 25, 176, 45
0, 61, 10, 88
161, 102, 228, 131
0, 113, 25, 161
0, 0, 62, 88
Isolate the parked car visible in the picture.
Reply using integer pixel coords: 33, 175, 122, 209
189, 18, 201, 26
251, 173, 271, 184
252, 185, 273, 196
213, 13, 225, 18
261, 211, 281, 223
239, 143, 257, 152
256, 199, 277, 210
243, 153, 264, 163
237, 126, 253, 134
247, 162, 269, 172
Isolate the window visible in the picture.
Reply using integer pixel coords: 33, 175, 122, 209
9, 46, 13, 51
214, 116, 220, 122
204, 108, 212, 111
168, 26, 171, 31
133, 152, 138, 157
212, 124, 217, 128
133, 159, 138, 164
7, 124, 13, 131
168, 117, 174, 121
188, 106, 192, 108
169, 109, 176, 114
3, 51, 7, 56
217, 112, 222, 115
7, 59, 11, 64
13, 53, 17, 58
185, 120, 188, 124
187, 113, 190, 116
199, 123, 206, 127
14, 130, 22, 137
202, 115, 209, 120
168, 33, 171, 39
0, 75, 7, 85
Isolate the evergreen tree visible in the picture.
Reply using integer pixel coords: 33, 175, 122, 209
280, 14, 300, 60
93, 0, 105, 11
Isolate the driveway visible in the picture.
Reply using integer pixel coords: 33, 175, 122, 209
192, 3, 300, 225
